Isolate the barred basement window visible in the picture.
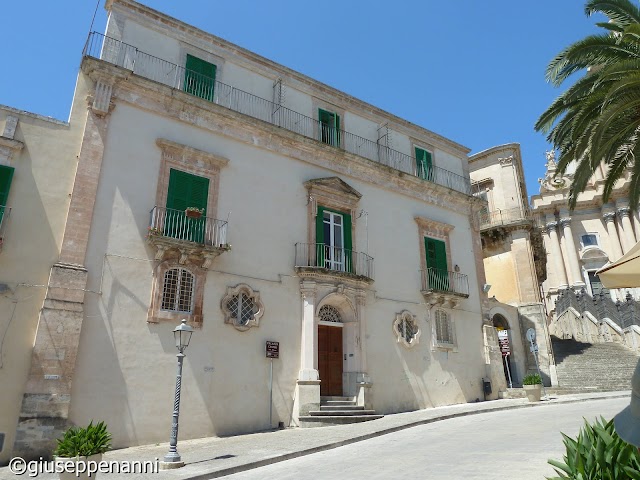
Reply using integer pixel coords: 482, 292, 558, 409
393, 310, 420, 348
161, 268, 194, 313
221, 284, 265, 331
435, 309, 453, 344
318, 305, 342, 323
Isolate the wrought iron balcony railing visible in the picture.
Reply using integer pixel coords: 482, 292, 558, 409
421, 268, 469, 297
83, 32, 472, 196
294, 242, 374, 280
478, 207, 537, 230
149, 206, 228, 248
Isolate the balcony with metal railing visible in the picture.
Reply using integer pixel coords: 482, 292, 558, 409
83, 32, 472, 196
294, 243, 374, 282
0, 206, 10, 252
147, 206, 229, 268
478, 207, 537, 231
420, 268, 469, 307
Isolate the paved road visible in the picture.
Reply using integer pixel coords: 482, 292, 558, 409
223, 398, 629, 480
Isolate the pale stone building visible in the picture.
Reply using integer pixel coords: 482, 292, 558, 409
532, 152, 639, 313
1, 0, 507, 463
469, 144, 554, 387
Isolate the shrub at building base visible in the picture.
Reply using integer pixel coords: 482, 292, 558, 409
53, 421, 112, 480
547, 417, 640, 479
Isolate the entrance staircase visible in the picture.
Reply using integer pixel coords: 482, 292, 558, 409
298, 396, 383, 428
551, 336, 638, 392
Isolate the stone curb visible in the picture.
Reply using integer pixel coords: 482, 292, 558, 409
184, 392, 630, 479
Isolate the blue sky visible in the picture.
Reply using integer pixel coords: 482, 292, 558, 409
1, 1, 602, 199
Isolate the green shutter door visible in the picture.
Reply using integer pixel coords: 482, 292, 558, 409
184, 54, 216, 101
166, 169, 209, 243
415, 147, 433, 181
425, 237, 449, 291
319, 109, 340, 147
315, 206, 325, 267
0, 166, 14, 227
343, 212, 352, 273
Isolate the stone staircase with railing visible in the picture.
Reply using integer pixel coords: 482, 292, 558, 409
551, 336, 638, 392
298, 396, 383, 428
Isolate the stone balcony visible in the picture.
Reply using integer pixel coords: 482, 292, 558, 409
420, 268, 469, 308
294, 243, 374, 284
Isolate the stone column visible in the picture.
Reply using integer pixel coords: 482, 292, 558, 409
355, 290, 372, 409
603, 208, 624, 261
559, 211, 585, 288
295, 281, 320, 419
616, 200, 636, 253
634, 210, 640, 243
14, 91, 113, 460
545, 215, 568, 289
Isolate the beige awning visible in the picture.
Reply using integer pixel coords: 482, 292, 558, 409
596, 240, 640, 288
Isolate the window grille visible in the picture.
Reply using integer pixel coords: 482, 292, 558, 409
161, 268, 194, 313
318, 305, 342, 323
435, 309, 453, 344
226, 293, 256, 326
397, 314, 418, 344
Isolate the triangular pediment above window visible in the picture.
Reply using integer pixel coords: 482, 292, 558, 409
304, 177, 362, 201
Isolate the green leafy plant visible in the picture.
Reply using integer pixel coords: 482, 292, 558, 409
53, 421, 112, 457
547, 416, 640, 479
523, 373, 542, 385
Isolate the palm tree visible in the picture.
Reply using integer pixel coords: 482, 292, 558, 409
535, 0, 640, 209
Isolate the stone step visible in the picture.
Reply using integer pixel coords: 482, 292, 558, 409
322, 400, 357, 407
309, 409, 378, 417
320, 396, 356, 402
320, 405, 365, 411
298, 415, 384, 428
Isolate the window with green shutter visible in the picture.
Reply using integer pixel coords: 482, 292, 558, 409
165, 169, 209, 244
315, 206, 352, 272
184, 54, 216, 102
319, 109, 341, 147
415, 147, 433, 181
0, 165, 14, 227
424, 236, 449, 291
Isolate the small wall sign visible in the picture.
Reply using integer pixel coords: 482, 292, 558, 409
266, 341, 279, 359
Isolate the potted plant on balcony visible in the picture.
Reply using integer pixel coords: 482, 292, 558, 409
53, 421, 111, 480
522, 373, 543, 402
185, 207, 204, 219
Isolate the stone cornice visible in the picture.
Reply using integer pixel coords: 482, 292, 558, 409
414, 216, 455, 233
156, 138, 229, 171
0, 136, 24, 153
82, 57, 475, 214
104, 0, 470, 158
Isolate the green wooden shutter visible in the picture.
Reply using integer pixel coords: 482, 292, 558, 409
184, 54, 216, 101
425, 237, 449, 291
319, 109, 340, 146
166, 169, 209, 243
335, 113, 341, 147
0, 166, 15, 227
415, 147, 433, 181
315, 206, 325, 267
343, 212, 352, 272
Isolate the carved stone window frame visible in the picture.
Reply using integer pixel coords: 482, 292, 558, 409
155, 138, 229, 219
148, 261, 205, 327
432, 308, 458, 352
304, 177, 362, 246
221, 283, 265, 331
414, 216, 455, 272
393, 310, 421, 348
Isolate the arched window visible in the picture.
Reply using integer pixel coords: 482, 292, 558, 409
318, 305, 342, 323
435, 309, 453, 345
161, 268, 194, 313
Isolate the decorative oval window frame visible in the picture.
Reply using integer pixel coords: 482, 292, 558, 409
393, 310, 421, 348
221, 283, 265, 332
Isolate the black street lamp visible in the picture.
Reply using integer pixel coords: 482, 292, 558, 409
163, 319, 194, 467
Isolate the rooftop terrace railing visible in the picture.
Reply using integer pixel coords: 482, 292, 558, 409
83, 32, 472, 196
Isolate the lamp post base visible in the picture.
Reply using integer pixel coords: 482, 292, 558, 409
160, 460, 185, 470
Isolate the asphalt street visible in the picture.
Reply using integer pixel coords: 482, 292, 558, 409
222, 397, 629, 480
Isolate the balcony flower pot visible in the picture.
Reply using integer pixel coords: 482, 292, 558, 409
522, 373, 543, 402
53, 421, 111, 480
185, 207, 203, 219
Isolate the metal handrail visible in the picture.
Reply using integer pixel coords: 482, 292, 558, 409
83, 32, 472, 196
0, 205, 10, 239
420, 268, 469, 297
478, 207, 537, 230
149, 206, 228, 247
294, 242, 374, 280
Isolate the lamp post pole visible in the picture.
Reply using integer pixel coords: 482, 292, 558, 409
162, 319, 193, 468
